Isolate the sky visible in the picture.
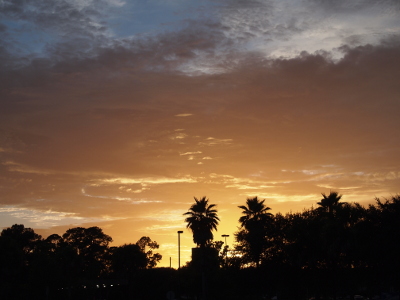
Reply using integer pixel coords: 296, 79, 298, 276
1, 0, 400, 268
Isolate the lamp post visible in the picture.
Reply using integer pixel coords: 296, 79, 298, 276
177, 230, 183, 269
221, 234, 230, 269
222, 234, 229, 246
177, 230, 184, 299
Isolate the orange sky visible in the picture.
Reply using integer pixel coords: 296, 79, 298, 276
1, 0, 400, 267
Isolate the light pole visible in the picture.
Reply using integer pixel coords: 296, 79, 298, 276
177, 230, 184, 299
221, 234, 230, 269
177, 230, 183, 269
222, 234, 229, 246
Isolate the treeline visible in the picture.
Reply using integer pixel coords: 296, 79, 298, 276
0, 225, 163, 299
239, 193, 400, 299
1, 193, 399, 300
181, 193, 400, 300
231, 193, 400, 274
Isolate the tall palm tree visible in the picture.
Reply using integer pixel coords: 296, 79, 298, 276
317, 191, 345, 215
237, 196, 273, 267
238, 196, 272, 228
184, 197, 220, 248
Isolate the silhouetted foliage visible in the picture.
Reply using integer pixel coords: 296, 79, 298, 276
0, 193, 399, 299
62, 226, 113, 279
0, 224, 165, 299
0, 224, 42, 254
184, 196, 220, 248
110, 243, 147, 278
236, 196, 273, 267
230, 194, 400, 299
317, 190, 346, 215
136, 236, 162, 268
110, 236, 162, 280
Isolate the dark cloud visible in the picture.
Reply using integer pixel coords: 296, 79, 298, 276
309, 0, 400, 13
1, 0, 399, 84
0, 0, 116, 72
2, 37, 399, 178
1, 0, 110, 34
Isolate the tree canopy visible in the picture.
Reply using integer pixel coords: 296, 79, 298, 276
184, 196, 220, 248
236, 197, 273, 267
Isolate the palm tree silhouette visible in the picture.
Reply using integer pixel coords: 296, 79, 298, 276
238, 196, 272, 227
237, 196, 273, 267
184, 197, 220, 248
317, 191, 345, 215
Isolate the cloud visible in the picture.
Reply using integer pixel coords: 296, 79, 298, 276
2, 161, 54, 175
82, 187, 162, 204
199, 137, 233, 146
96, 176, 197, 185
217, 0, 302, 44
0, 205, 116, 228
172, 133, 188, 140
254, 193, 319, 205
141, 209, 186, 223
180, 151, 202, 156
0, 0, 118, 67
1, 0, 399, 87
308, 0, 400, 13
207, 173, 276, 190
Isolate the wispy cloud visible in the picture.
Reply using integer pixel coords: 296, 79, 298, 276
97, 176, 197, 185
254, 193, 319, 204
175, 113, 193, 117
199, 137, 233, 146
207, 173, 276, 190
3, 161, 54, 175
171, 133, 188, 140
0, 206, 119, 228
81, 188, 162, 203
180, 151, 202, 156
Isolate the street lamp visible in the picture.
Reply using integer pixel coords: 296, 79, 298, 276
177, 230, 183, 269
222, 234, 229, 246
221, 234, 230, 269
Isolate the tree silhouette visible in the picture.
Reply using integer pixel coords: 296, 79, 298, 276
0, 224, 43, 298
236, 197, 273, 267
184, 196, 220, 248
0, 224, 42, 255
238, 196, 272, 226
317, 191, 346, 215
0, 224, 42, 274
62, 226, 112, 278
111, 243, 147, 278
136, 236, 162, 268
372, 195, 400, 289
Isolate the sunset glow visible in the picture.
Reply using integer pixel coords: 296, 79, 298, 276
1, 0, 399, 268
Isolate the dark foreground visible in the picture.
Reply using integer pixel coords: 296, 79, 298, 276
1, 266, 399, 300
